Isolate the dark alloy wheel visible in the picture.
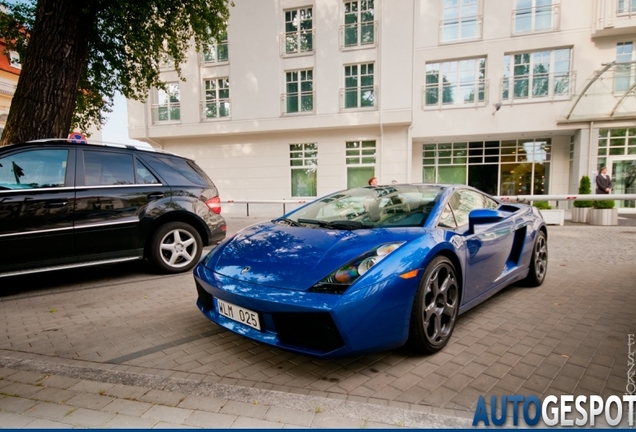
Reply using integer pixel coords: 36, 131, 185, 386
148, 222, 203, 273
409, 256, 459, 353
523, 230, 548, 287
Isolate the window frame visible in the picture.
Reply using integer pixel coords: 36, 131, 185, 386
202, 77, 231, 120
343, 63, 376, 110
283, 7, 314, 56
284, 69, 314, 115
502, 48, 572, 102
440, 0, 482, 44
424, 57, 487, 109
290, 143, 318, 197
152, 83, 181, 123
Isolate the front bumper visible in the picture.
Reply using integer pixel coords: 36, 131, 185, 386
193, 264, 418, 358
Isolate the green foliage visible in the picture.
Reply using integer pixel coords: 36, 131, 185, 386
533, 201, 552, 210
573, 175, 593, 208
0, 0, 233, 133
593, 200, 615, 209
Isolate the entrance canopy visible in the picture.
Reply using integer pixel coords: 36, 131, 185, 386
559, 61, 636, 123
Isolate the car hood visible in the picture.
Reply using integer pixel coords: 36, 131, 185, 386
204, 222, 423, 291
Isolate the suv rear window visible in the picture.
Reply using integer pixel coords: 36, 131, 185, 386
155, 156, 212, 186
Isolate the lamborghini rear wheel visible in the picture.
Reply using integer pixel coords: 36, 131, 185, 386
408, 256, 459, 354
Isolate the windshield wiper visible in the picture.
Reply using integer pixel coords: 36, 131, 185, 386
272, 217, 302, 227
297, 218, 369, 230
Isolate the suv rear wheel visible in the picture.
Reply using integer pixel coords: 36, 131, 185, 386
149, 222, 202, 273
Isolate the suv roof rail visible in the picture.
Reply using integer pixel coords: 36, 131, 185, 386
23, 138, 158, 152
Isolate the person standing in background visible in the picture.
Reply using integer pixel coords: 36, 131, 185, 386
595, 166, 612, 194
368, 177, 378, 186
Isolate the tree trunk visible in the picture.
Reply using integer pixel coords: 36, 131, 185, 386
0, 0, 95, 146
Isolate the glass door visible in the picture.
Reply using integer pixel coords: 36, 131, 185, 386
608, 157, 636, 209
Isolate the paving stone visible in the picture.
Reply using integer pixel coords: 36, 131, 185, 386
39, 375, 82, 390
61, 407, 116, 427
139, 388, 187, 406
183, 410, 238, 428
102, 398, 153, 417
66, 392, 116, 410
264, 406, 314, 427
220, 400, 268, 419
30, 387, 78, 403
104, 413, 159, 428
26, 401, 73, 421
141, 404, 194, 423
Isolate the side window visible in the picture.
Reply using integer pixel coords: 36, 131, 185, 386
136, 160, 160, 184
449, 189, 485, 226
0, 149, 68, 190
438, 203, 458, 228
84, 151, 135, 186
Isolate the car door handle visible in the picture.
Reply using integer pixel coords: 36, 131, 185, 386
44, 201, 68, 208
147, 192, 164, 200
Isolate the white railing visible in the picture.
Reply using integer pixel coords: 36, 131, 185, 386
224, 199, 310, 216
222, 195, 636, 217
439, 15, 483, 43
501, 71, 576, 104
497, 193, 636, 203
422, 79, 489, 109
280, 91, 315, 115
280, 29, 315, 57
200, 99, 231, 120
339, 85, 378, 111
339, 21, 378, 50
151, 104, 181, 123
512, 3, 560, 34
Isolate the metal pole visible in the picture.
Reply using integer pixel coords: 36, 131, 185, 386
246, 203, 250, 217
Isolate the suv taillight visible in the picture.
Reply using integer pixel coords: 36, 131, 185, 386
206, 196, 221, 214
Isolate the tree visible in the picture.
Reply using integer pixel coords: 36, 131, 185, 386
0, 0, 232, 146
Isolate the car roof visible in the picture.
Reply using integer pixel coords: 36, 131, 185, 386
1, 138, 184, 158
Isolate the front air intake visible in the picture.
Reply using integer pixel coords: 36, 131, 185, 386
272, 312, 345, 352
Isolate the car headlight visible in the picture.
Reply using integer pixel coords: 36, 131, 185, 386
309, 242, 405, 294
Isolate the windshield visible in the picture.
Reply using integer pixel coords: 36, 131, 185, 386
284, 185, 445, 229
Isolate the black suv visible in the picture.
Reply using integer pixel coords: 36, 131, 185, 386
0, 139, 226, 277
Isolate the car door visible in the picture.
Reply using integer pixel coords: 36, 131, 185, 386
0, 146, 76, 271
447, 189, 516, 303
73, 148, 170, 259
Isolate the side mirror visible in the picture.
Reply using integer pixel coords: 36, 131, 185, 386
468, 209, 505, 234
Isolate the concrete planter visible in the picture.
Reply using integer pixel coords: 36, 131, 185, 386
587, 208, 618, 226
571, 207, 591, 223
540, 209, 565, 226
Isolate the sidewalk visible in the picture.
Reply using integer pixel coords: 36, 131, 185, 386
0, 359, 472, 428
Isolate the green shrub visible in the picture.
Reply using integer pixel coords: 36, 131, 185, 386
533, 201, 552, 210
593, 199, 615, 209
573, 175, 593, 208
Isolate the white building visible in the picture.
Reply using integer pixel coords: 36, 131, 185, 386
127, 0, 636, 212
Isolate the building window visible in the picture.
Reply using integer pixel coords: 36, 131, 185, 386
284, 69, 314, 114
343, 63, 375, 109
502, 48, 572, 102
201, 31, 229, 64
512, 0, 559, 34
346, 140, 375, 188
425, 57, 487, 108
290, 143, 317, 197
342, 0, 375, 48
202, 78, 230, 119
598, 128, 636, 158
614, 42, 634, 93
284, 7, 313, 55
440, 0, 481, 43
152, 83, 180, 123
422, 139, 551, 196
617, 0, 636, 14
8, 51, 21, 69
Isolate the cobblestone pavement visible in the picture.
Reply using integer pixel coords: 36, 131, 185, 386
0, 215, 635, 428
